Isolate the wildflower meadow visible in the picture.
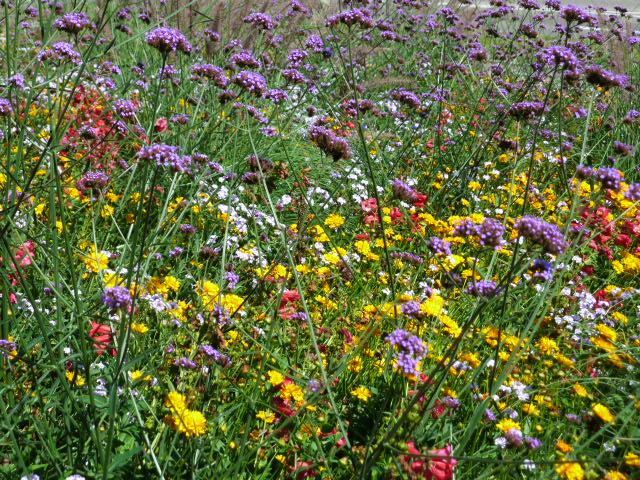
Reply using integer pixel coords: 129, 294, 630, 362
1, 0, 640, 478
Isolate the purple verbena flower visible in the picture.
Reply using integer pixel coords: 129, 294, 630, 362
102, 286, 132, 310
145, 27, 192, 55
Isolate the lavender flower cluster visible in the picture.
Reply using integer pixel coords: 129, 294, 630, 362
308, 125, 353, 161
515, 216, 567, 255
137, 143, 191, 173
145, 27, 192, 55
386, 328, 428, 375
326, 9, 375, 29
102, 286, 132, 311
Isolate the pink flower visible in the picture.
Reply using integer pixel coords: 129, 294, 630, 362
361, 197, 378, 212
13, 240, 36, 269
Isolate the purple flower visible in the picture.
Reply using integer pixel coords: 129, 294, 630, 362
401, 301, 422, 318
233, 70, 268, 96
584, 65, 629, 89
0, 98, 13, 117
390, 251, 424, 264
0, 339, 17, 359
38, 42, 82, 64
199, 345, 232, 367
326, 9, 375, 29
454, 219, 478, 237
287, 49, 309, 68
560, 4, 597, 25
536, 46, 580, 70
113, 99, 138, 119
476, 218, 505, 249
308, 125, 353, 161
465, 280, 502, 297
281, 68, 308, 84
595, 167, 622, 192
265, 89, 289, 103
576, 164, 595, 179
169, 247, 184, 257
391, 178, 418, 202
53, 12, 93, 34
529, 259, 554, 282
145, 27, 192, 55
612, 141, 635, 157
306, 34, 325, 53
386, 328, 427, 375
190, 63, 229, 87
505, 428, 524, 446
102, 286, 132, 310
174, 357, 198, 369
6, 73, 25, 89
390, 88, 421, 109
508, 101, 548, 120
228, 49, 262, 70
525, 436, 542, 450
243, 12, 278, 30
515, 216, 567, 255
427, 237, 452, 255
77, 170, 110, 193
625, 184, 640, 201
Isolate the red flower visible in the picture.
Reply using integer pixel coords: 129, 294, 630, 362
154, 117, 168, 132
402, 443, 457, 480
89, 321, 117, 356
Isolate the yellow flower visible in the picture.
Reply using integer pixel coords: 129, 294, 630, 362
556, 440, 573, 453
66, 371, 86, 387
351, 386, 372, 402
625, 452, 640, 467
537, 337, 558, 355
128, 370, 144, 381
165, 392, 187, 412
325, 213, 345, 229
280, 383, 305, 406
596, 324, 617, 342
169, 409, 207, 438
256, 410, 277, 424
131, 323, 149, 334
268, 370, 285, 387
592, 403, 615, 423
556, 460, 584, 480
496, 418, 521, 432
81, 246, 109, 273
604, 471, 628, 480
573, 384, 588, 397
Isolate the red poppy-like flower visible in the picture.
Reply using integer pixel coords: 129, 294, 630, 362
402, 442, 457, 480
90, 321, 117, 356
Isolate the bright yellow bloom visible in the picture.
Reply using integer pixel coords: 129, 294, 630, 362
280, 383, 305, 405
556, 440, 574, 453
556, 461, 584, 480
256, 410, 277, 423
604, 471, 628, 480
131, 323, 149, 334
167, 409, 207, 437
625, 453, 640, 467
496, 418, 521, 432
537, 337, 558, 355
592, 403, 615, 423
268, 370, 285, 387
573, 384, 587, 397
66, 371, 86, 387
325, 214, 345, 229
596, 324, 617, 342
165, 392, 187, 412
128, 370, 144, 381
81, 247, 109, 273
351, 386, 372, 402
